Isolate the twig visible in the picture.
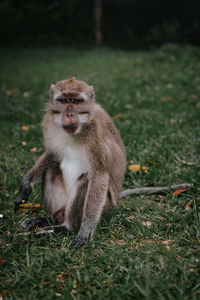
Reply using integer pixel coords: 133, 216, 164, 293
175, 154, 200, 166
119, 183, 193, 198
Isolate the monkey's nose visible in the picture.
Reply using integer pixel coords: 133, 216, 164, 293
67, 112, 74, 117
66, 104, 74, 118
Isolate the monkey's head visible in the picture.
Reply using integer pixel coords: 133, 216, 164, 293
49, 77, 95, 134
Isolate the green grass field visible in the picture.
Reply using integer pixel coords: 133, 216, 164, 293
0, 45, 200, 299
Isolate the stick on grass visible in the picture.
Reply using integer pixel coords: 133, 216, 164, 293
119, 183, 193, 198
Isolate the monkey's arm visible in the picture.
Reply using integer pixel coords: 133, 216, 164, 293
70, 172, 109, 248
14, 152, 50, 212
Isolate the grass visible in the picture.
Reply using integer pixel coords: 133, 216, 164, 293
0, 44, 200, 299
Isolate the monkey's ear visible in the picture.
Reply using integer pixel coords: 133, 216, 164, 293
90, 85, 95, 101
50, 84, 55, 98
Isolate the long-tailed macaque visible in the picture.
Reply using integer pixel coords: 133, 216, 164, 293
15, 77, 126, 248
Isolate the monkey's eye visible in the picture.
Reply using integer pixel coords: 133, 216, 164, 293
73, 99, 80, 104
51, 109, 61, 114
57, 98, 68, 103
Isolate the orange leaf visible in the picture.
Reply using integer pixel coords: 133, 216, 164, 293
161, 96, 173, 101
128, 164, 149, 172
5, 90, 12, 96
113, 113, 125, 119
128, 164, 140, 172
21, 125, 30, 131
173, 188, 188, 196
141, 166, 149, 171
19, 203, 41, 211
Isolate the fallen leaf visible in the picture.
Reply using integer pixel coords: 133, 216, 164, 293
56, 272, 69, 282
21, 125, 30, 131
141, 166, 149, 171
128, 215, 136, 220
191, 95, 197, 99
189, 268, 196, 272
0, 294, 3, 300
142, 221, 152, 227
170, 119, 177, 124
5, 90, 12, 96
21, 141, 27, 146
19, 203, 41, 211
30, 147, 41, 152
166, 223, 172, 226
23, 92, 30, 98
113, 113, 125, 119
161, 96, 173, 101
128, 164, 149, 172
30, 147, 37, 152
173, 188, 188, 196
182, 200, 194, 211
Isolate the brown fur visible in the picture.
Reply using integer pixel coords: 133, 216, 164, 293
15, 77, 126, 247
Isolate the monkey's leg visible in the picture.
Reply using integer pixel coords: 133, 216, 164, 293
70, 173, 109, 248
14, 152, 51, 212
21, 217, 50, 230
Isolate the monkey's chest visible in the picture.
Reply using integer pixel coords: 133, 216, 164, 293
60, 147, 89, 194
44, 145, 89, 221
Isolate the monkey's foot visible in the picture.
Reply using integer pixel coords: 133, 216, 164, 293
69, 235, 87, 248
21, 217, 49, 230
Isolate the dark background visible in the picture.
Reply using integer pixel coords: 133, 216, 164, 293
0, 0, 200, 49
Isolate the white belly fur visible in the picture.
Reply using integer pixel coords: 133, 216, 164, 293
60, 142, 89, 229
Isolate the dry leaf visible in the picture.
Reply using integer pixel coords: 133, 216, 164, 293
128, 164, 149, 172
142, 221, 152, 227
56, 273, 69, 283
21, 125, 30, 131
161, 96, 173, 101
191, 95, 197, 99
19, 203, 41, 211
30, 147, 41, 152
23, 92, 30, 98
5, 88, 19, 96
170, 119, 177, 124
128, 215, 136, 220
141, 166, 149, 171
173, 188, 188, 196
21, 141, 27, 146
182, 200, 194, 211
0, 294, 3, 300
30, 147, 38, 152
113, 113, 125, 119
5, 90, 12, 96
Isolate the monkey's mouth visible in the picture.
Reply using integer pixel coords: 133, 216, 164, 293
62, 123, 79, 133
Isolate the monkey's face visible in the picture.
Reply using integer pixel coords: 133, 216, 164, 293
49, 77, 95, 134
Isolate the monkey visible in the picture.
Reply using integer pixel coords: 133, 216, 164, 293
14, 77, 126, 248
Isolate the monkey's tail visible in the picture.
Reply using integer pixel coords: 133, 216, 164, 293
119, 183, 193, 199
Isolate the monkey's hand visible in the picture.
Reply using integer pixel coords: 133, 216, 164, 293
14, 175, 32, 213
69, 235, 87, 248
14, 196, 24, 213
